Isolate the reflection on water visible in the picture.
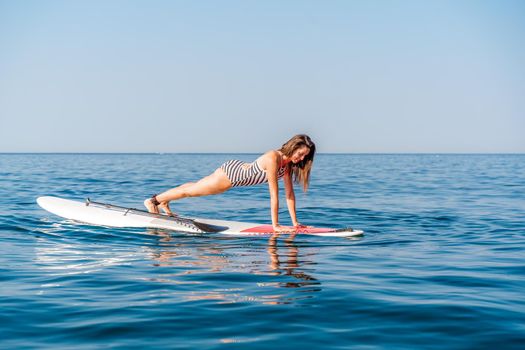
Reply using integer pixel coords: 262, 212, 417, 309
267, 234, 319, 290
34, 240, 146, 275
145, 229, 230, 272
34, 228, 323, 305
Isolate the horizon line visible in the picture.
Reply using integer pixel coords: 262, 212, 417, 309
1, 152, 524, 155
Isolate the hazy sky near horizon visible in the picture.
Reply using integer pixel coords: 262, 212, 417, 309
1, 0, 524, 153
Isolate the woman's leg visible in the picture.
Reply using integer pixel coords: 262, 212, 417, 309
144, 168, 232, 215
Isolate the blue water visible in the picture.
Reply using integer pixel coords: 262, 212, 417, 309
1, 153, 524, 349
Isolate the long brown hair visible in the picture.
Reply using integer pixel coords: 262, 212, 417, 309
279, 134, 316, 192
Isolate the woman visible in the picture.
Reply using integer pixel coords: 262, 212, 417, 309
144, 134, 316, 232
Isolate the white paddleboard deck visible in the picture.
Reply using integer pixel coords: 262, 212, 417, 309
36, 196, 363, 237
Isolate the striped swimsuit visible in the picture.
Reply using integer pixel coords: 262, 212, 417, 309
221, 159, 287, 187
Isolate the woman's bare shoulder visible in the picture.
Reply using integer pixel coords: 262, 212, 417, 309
256, 150, 280, 169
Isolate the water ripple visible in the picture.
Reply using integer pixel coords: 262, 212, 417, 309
1, 154, 525, 349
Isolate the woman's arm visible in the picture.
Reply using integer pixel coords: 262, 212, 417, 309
260, 151, 294, 232
264, 151, 281, 230
283, 171, 299, 226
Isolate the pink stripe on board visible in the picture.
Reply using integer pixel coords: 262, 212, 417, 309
241, 225, 336, 234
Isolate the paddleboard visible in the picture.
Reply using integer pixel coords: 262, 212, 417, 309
36, 196, 363, 237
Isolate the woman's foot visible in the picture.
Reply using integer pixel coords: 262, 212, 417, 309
158, 202, 177, 217
144, 195, 160, 214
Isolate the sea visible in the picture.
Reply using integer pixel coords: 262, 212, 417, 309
1, 153, 524, 349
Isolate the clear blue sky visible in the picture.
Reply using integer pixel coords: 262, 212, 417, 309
1, 0, 524, 153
